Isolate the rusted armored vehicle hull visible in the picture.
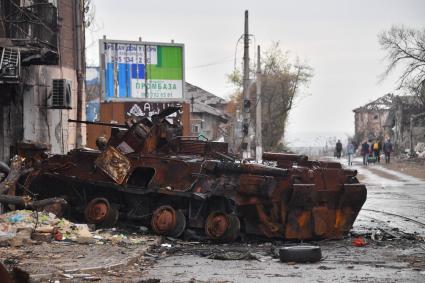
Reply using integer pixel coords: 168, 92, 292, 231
0, 108, 367, 241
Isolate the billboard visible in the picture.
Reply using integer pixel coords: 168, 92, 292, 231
100, 39, 184, 101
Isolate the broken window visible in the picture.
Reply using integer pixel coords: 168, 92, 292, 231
192, 124, 200, 134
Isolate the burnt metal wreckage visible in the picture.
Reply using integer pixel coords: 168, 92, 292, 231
0, 107, 367, 242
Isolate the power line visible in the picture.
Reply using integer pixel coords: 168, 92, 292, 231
188, 56, 234, 69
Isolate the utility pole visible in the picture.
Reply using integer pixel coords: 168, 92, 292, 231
242, 10, 251, 159
255, 45, 262, 162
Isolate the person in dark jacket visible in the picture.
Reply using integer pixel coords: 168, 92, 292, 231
383, 139, 393, 164
361, 140, 369, 165
335, 140, 343, 159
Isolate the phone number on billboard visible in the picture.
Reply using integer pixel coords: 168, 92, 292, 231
107, 56, 152, 64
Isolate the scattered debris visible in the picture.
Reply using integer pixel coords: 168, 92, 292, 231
0, 210, 160, 247
201, 250, 261, 261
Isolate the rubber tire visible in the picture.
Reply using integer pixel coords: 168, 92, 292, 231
0, 161, 10, 175
279, 245, 322, 263
222, 214, 240, 242
170, 209, 186, 238
205, 212, 240, 242
151, 206, 186, 237
99, 205, 119, 227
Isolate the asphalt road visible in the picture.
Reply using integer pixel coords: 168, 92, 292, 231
144, 158, 425, 283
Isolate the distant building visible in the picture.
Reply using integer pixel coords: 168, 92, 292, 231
353, 93, 425, 152
352, 93, 393, 143
185, 83, 229, 141
0, 0, 86, 161
391, 95, 425, 152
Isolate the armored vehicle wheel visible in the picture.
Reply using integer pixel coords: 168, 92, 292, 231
205, 211, 240, 242
84, 197, 118, 226
151, 205, 186, 237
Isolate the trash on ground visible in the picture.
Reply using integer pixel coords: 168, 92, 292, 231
352, 237, 367, 247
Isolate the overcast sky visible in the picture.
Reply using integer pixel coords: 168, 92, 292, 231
86, 0, 425, 141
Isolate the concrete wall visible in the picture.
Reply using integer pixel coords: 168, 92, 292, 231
22, 65, 85, 154
0, 0, 86, 161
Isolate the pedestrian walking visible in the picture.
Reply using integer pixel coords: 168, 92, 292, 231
347, 140, 355, 166
383, 139, 393, 164
372, 139, 382, 163
335, 139, 342, 159
361, 140, 369, 165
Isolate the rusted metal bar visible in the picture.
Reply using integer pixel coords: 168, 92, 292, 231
263, 152, 308, 162
68, 119, 128, 129
0, 156, 24, 195
0, 195, 67, 209
204, 160, 288, 177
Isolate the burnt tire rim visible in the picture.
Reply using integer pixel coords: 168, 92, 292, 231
151, 205, 178, 235
205, 212, 240, 241
84, 198, 111, 224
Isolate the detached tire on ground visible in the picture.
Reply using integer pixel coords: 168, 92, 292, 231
279, 246, 322, 263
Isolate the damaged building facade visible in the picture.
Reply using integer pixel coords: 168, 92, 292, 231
0, 0, 86, 162
185, 82, 229, 141
353, 93, 425, 152
353, 93, 393, 143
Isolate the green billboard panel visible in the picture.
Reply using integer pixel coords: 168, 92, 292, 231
100, 39, 185, 101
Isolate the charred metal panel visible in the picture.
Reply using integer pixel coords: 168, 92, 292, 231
95, 146, 131, 184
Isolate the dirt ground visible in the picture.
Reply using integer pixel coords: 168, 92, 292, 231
384, 157, 425, 180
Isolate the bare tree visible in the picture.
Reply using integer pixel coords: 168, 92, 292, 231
379, 26, 425, 106
227, 42, 313, 151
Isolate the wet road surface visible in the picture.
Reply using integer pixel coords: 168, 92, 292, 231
144, 157, 425, 283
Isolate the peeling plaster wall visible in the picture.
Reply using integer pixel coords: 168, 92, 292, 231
0, 0, 86, 161
22, 65, 84, 154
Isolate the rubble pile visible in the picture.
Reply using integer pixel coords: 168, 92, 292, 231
0, 210, 91, 246
415, 142, 425, 158
0, 209, 158, 248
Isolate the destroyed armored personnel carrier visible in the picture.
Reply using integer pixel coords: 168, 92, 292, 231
0, 107, 367, 241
